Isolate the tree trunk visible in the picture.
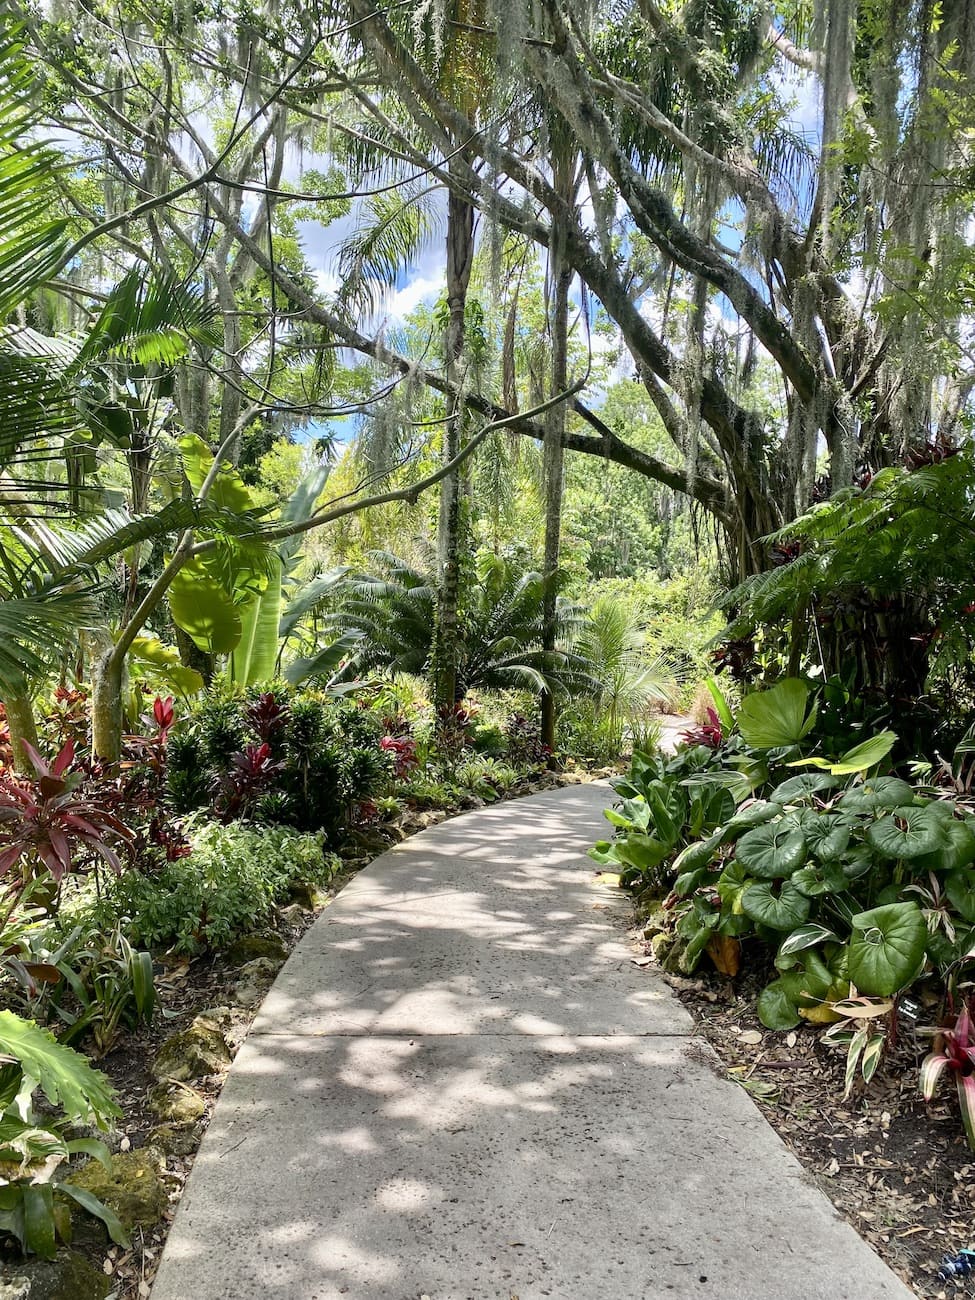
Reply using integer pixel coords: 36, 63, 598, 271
540, 201, 573, 754
4, 692, 39, 772
90, 640, 126, 764
432, 165, 475, 710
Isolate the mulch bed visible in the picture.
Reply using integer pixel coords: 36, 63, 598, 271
640, 948, 975, 1300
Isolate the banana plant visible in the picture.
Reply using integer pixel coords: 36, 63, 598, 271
171, 433, 330, 685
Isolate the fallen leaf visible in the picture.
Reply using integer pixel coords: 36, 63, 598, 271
705, 933, 740, 976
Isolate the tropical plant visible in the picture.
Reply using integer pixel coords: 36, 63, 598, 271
0, 1009, 127, 1257
921, 1002, 975, 1150
295, 549, 596, 704
568, 595, 675, 758
86, 822, 335, 955
0, 739, 134, 895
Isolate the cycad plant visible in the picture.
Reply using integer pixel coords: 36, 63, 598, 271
289, 549, 596, 704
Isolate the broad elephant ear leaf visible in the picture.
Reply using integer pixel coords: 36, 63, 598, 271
735, 822, 806, 879
866, 805, 946, 860
718, 800, 780, 840
741, 879, 811, 930
737, 678, 816, 748
848, 902, 927, 996
770, 773, 840, 804
914, 818, 975, 874
836, 777, 915, 815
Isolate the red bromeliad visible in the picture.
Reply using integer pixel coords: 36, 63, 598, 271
920, 1003, 975, 1149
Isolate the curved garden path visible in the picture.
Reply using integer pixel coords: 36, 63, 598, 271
150, 783, 915, 1300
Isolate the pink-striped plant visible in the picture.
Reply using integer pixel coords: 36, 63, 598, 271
920, 1003, 975, 1149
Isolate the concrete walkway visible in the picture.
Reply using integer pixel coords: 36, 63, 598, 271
151, 784, 916, 1300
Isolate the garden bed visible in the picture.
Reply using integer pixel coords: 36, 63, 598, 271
634, 945, 974, 1300
23, 769, 612, 1300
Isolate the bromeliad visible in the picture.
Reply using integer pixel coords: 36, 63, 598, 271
920, 1002, 975, 1149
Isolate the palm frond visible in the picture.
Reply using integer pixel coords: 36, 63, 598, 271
0, 31, 69, 320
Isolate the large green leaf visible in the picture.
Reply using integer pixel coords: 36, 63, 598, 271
229, 555, 282, 686
129, 636, 204, 698
168, 557, 243, 655
787, 731, 897, 775
847, 903, 927, 995
718, 800, 780, 840
757, 954, 833, 1029
741, 880, 811, 930
179, 433, 256, 515
770, 773, 840, 804
737, 679, 816, 748
792, 861, 848, 897
802, 813, 853, 862
837, 777, 915, 815
914, 818, 975, 874
671, 832, 723, 874
735, 822, 806, 879
866, 805, 947, 860
945, 870, 975, 924
0, 1011, 120, 1127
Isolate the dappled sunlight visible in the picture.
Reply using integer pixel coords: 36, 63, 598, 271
151, 785, 912, 1300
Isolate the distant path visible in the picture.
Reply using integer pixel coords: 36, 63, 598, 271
151, 784, 915, 1300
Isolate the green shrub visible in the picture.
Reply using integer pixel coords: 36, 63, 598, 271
166, 687, 390, 840
83, 823, 337, 954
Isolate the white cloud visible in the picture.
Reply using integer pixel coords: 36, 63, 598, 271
387, 271, 444, 320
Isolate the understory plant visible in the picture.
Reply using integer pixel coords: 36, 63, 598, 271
167, 686, 390, 841
594, 678, 975, 1030
83, 821, 336, 954
0, 1010, 128, 1257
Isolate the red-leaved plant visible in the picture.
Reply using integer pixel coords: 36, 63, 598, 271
920, 1002, 975, 1149
380, 735, 419, 779
0, 740, 135, 887
213, 742, 284, 820
679, 707, 723, 750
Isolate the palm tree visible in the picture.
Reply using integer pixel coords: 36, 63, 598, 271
575, 596, 676, 756
288, 548, 596, 702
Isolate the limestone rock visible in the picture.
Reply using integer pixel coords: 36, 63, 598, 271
650, 930, 681, 969
413, 810, 446, 830
225, 932, 288, 965
148, 1081, 206, 1124
287, 880, 330, 912
0, 1251, 110, 1300
148, 1123, 202, 1157
63, 1149, 167, 1232
152, 1018, 231, 1083
232, 956, 283, 1009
